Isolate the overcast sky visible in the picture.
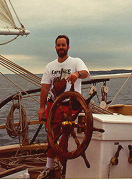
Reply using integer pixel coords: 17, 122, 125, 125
1, 0, 132, 74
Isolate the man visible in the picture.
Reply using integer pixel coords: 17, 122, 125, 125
38, 35, 90, 178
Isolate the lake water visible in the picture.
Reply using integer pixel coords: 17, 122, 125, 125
0, 74, 132, 146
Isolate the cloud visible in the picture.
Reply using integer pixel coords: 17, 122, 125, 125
1, 0, 132, 73
13, 0, 132, 28
4, 54, 33, 60
0, 54, 47, 74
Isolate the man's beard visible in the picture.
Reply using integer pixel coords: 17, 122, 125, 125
56, 49, 68, 57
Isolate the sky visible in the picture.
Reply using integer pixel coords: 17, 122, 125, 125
1, 0, 132, 74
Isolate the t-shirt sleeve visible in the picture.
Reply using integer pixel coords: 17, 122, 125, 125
76, 58, 89, 72
41, 64, 51, 84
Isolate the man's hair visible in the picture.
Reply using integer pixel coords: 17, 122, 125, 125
55, 35, 70, 46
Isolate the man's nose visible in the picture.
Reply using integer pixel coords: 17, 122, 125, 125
59, 45, 64, 48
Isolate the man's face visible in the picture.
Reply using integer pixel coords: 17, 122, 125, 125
55, 38, 69, 57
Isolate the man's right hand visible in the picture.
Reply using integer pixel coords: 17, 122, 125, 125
38, 108, 45, 121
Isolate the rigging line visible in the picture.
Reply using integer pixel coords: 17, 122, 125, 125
106, 73, 132, 108
22, 94, 40, 98
0, 56, 41, 83
28, 113, 38, 122
8, 0, 24, 28
0, 55, 41, 81
90, 103, 113, 114
0, 72, 40, 104
0, 61, 40, 86
0, 88, 40, 109
0, 62, 41, 88
0, 55, 41, 83
0, 61, 41, 87
0, 35, 19, 45
0, 58, 40, 84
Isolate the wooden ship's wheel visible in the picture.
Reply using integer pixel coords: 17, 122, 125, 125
47, 91, 93, 160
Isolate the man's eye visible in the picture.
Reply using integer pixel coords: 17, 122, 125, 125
57, 43, 66, 47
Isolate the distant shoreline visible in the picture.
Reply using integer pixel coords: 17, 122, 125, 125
2, 69, 132, 75
90, 69, 132, 75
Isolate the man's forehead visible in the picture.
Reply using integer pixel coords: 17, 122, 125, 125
56, 38, 67, 43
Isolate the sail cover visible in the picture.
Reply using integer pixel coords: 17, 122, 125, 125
0, 0, 29, 35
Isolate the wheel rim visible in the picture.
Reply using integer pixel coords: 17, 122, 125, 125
47, 91, 93, 159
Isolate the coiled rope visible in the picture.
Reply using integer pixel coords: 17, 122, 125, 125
6, 95, 28, 139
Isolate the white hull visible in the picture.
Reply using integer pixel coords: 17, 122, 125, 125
66, 113, 132, 178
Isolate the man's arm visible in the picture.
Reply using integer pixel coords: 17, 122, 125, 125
66, 70, 89, 84
38, 83, 51, 121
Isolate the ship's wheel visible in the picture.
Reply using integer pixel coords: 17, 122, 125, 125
47, 91, 93, 160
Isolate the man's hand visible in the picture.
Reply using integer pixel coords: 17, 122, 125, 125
66, 72, 79, 84
38, 108, 45, 121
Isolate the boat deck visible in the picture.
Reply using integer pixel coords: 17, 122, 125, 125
108, 104, 132, 115
0, 143, 62, 179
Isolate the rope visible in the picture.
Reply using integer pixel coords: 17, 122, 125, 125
0, 72, 40, 104
6, 101, 28, 138
0, 35, 19, 45
0, 55, 41, 86
0, 153, 48, 170
89, 102, 113, 114
107, 73, 132, 108
8, 0, 24, 29
0, 55, 41, 80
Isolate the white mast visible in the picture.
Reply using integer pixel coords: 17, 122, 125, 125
0, 0, 30, 35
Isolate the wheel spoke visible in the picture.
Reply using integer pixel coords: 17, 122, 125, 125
59, 132, 70, 152
54, 129, 63, 143
71, 110, 81, 121
58, 105, 67, 119
67, 98, 72, 119
71, 129, 80, 147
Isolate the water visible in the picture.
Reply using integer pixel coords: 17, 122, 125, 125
0, 74, 132, 146
0, 74, 45, 146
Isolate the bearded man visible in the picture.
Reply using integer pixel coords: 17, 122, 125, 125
38, 35, 90, 179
